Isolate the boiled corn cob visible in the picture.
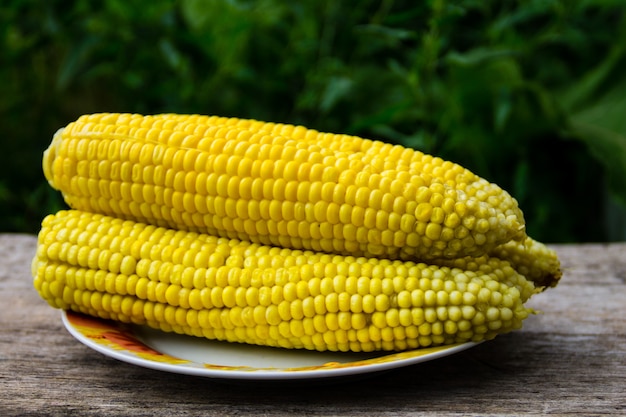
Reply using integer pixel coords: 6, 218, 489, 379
33, 210, 535, 352
429, 237, 562, 290
112, 113, 525, 223
43, 113, 526, 262
488, 237, 561, 288
128, 113, 482, 189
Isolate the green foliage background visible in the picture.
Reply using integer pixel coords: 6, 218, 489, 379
2, 0, 626, 243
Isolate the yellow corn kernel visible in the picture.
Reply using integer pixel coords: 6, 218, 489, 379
43, 113, 526, 261
33, 210, 535, 352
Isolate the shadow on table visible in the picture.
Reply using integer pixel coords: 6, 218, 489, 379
91, 331, 584, 414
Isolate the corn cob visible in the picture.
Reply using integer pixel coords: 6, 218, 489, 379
488, 237, 562, 288
150, 113, 481, 188
428, 237, 562, 291
42, 113, 525, 262
95, 112, 525, 225
33, 210, 535, 352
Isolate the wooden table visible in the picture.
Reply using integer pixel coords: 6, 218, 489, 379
1, 233, 624, 416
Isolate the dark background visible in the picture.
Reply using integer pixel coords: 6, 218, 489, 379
2, 0, 626, 243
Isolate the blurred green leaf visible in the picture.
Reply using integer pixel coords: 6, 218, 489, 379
56, 36, 99, 90
445, 48, 518, 66
560, 43, 626, 113
569, 77, 626, 207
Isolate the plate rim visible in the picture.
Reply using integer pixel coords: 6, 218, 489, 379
61, 310, 480, 381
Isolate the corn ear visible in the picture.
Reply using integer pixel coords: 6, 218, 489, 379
42, 113, 526, 262
33, 210, 535, 352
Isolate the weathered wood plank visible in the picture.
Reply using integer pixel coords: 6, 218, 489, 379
1, 235, 625, 416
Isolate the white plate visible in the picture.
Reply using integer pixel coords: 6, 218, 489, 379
61, 310, 479, 381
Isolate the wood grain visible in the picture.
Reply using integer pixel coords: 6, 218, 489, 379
1, 234, 625, 416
